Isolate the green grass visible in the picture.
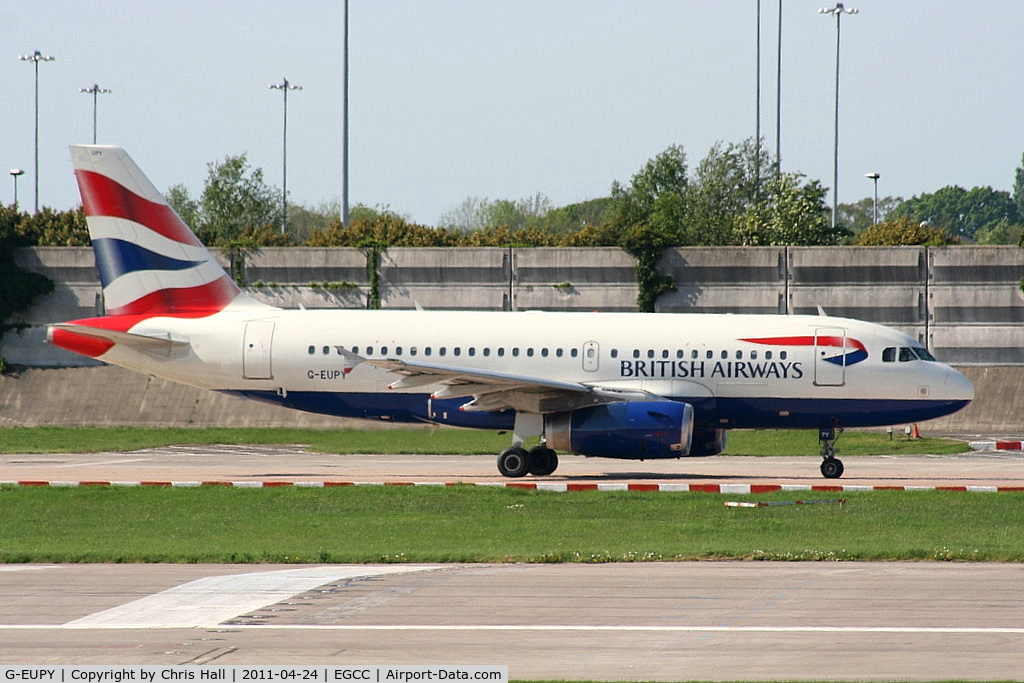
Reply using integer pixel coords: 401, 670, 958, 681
0, 426, 971, 456
0, 486, 1019, 564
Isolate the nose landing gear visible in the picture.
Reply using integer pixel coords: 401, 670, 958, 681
819, 426, 844, 479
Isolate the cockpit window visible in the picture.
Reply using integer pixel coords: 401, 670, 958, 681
912, 346, 937, 362
882, 347, 896, 363
898, 347, 916, 362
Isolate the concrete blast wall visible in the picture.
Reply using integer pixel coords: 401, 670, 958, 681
5, 246, 1023, 367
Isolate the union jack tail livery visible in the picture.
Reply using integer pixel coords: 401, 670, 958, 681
49, 146, 973, 480
70, 145, 268, 317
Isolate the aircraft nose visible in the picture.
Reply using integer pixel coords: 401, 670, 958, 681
943, 366, 975, 402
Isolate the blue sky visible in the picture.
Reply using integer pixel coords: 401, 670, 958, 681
3, 1, 1022, 225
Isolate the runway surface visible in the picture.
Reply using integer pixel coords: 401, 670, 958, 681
3, 562, 1024, 679
3, 445, 1024, 489
4, 446, 1024, 679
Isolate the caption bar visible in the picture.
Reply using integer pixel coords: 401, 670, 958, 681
1, 668, 507, 683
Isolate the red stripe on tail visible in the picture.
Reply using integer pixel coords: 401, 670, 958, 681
75, 169, 201, 246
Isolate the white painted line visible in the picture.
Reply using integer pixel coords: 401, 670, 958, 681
5, 623, 1024, 635
62, 565, 440, 629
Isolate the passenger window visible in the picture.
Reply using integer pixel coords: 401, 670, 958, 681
308, 345, 315, 355
410, 347, 418, 356
882, 347, 896, 362
424, 347, 432, 356
633, 349, 641, 359
720, 350, 728, 359
497, 348, 505, 357
571, 348, 578, 358
780, 351, 787, 360
750, 350, 758, 360
735, 350, 743, 360
706, 350, 714, 359
610, 349, 618, 359
765, 351, 773, 360
453, 347, 460, 356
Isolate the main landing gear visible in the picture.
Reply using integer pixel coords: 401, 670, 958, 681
818, 425, 844, 479
497, 445, 559, 478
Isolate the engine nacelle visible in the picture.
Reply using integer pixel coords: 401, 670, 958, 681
690, 429, 728, 457
545, 401, 694, 460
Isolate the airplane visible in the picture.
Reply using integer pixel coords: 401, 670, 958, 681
48, 145, 974, 479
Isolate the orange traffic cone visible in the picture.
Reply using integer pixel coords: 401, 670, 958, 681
911, 423, 921, 439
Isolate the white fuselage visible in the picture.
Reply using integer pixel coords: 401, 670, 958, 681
101, 309, 973, 432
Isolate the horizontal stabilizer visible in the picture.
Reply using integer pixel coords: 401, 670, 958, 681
49, 323, 190, 358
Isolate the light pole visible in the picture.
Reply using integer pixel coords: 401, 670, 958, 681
342, 0, 350, 226
79, 84, 112, 144
775, 0, 782, 175
19, 50, 55, 214
269, 77, 302, 234
9, 169, 25, 211
818, 3, 857, 229
865, 172, 880, 225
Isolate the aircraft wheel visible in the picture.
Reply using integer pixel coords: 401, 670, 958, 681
528, 446, 559, 476
498, 447, 532, 478
820, 457, 845, 479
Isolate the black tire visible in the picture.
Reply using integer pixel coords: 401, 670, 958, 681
498, 447, 532, 478
820, 457, 845, 479
528, 447, 559, 476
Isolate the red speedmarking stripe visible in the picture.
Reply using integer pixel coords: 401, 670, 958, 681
75, 169, 200, 246
740, 335, 867, 351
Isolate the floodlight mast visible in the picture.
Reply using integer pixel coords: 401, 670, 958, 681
18, 50, 55, 213
818, 3, 858, 230
269, 77, 303, 234
79, 84, 112, 144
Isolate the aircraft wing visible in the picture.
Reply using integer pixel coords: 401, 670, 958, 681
364, 358, 653, 414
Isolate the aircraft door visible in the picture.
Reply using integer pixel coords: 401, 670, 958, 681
582, 341, 599, 372
243, 321, 275, 380
814, 326, 846, 387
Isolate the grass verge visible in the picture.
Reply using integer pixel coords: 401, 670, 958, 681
0, 426, 970, 456
0, 486, 1019, 563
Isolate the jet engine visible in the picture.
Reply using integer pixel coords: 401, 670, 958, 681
544, 401, 694, 459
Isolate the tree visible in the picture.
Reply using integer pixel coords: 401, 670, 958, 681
16, 207, 89, 246
891, 185, 1019, 241
838, 195, 903, 234
0, 205, 54, 368
192, 154, 280, 245
735, 173, 844, 246
686, 138, 769, 245
853, 216, 959, 246
606, 143, 689, 240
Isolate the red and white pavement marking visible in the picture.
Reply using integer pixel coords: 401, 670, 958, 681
3, 479, 1024, 492
970, 440, 1024, 452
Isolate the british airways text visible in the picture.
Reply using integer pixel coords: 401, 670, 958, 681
620, 359, 804, 380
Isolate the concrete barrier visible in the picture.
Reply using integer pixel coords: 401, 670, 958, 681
5, 245, 1023, 368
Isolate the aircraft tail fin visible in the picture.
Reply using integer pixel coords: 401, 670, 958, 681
70, 145, 273, 317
